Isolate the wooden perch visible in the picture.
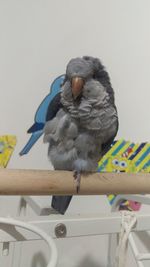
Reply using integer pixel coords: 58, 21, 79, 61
0, 169, 150, 195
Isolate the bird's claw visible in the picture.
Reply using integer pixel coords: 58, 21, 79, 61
73, 171, 81, 193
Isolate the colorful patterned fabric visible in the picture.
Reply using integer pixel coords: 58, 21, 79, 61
98, 139, 150, 211
0, 136, 17, 168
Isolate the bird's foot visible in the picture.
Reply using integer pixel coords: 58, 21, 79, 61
73, 170, 81, 193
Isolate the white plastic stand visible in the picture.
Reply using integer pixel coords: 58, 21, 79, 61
107, 195, 150, 267
1, 195, 150, 267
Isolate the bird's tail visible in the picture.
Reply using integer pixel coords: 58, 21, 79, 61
51, 195, 72, 214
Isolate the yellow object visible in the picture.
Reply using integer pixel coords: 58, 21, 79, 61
98, 140, 150, 173
106, 155, 135, 173
98, 140, 150, 210
0, 136, 17, 168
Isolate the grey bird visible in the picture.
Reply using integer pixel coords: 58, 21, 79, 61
43, 56, 119, 214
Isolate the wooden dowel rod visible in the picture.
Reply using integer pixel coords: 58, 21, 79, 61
0, 169, 150, 195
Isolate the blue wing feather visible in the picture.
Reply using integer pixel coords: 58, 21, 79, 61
35, 75, 65, 123
27, 122, 45, 133
19, 131, 43, 155
20, 75, 65, 156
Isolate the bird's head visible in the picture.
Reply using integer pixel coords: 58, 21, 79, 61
66, 57, 94, 100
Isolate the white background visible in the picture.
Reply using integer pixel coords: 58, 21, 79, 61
0, 0, 150, 266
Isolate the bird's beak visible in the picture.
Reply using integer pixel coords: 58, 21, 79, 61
71, 77, 84, 99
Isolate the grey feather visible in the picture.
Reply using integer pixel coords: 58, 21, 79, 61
44, 56, 119, 214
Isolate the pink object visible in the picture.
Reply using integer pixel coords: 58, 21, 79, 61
129, 201, 141, 211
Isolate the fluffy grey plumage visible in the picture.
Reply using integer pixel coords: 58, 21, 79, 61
44, 56, 118, 214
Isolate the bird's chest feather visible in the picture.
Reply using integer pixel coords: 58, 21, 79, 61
61, 86, 112, 132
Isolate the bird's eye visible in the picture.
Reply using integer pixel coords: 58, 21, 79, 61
112, 159, 119, 166
119, 161, 127, 168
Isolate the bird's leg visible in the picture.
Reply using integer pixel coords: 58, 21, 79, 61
73, 170, 81, 193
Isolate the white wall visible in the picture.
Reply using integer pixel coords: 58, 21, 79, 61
0, 0, 150, 266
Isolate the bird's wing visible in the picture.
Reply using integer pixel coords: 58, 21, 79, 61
27, 89, 62, 134
20, 92, 62, 156
27, 122, 45, 133
45, 91, 72, 215
101, 119, 119, 156
35, 75, 65, 123
26, 75, 65, 134
46, 92, 63, 122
